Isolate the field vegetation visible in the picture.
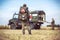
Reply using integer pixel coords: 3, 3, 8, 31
0, 25, 60, 40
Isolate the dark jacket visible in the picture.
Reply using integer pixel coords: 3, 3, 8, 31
51, 19, 55, 25
18, 6, 29, 21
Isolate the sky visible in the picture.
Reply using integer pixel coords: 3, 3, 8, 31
0, 0, 60, 26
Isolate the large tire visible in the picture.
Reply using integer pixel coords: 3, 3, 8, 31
10, 24, 16, 29
34, 23, 41, 29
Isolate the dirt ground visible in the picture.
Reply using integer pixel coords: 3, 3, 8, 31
0, 29, 60, 40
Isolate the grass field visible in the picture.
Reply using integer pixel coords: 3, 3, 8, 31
0, 29, 60, 40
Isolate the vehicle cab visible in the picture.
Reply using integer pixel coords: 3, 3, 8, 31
29, 10, 46, 29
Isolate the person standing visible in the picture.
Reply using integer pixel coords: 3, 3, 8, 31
18, 4, 31, 35
51, 18, 55, 30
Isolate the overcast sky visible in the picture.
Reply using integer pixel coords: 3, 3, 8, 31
0, 0, 60, 26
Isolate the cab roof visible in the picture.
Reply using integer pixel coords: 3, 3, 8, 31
30, 10, 45, 15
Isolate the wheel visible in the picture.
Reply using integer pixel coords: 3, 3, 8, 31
34, 23, 41, 29
10, 24, 16, 29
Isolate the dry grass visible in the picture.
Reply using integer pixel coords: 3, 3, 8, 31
0, 29, 60, 40
0, 25, 10, 29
